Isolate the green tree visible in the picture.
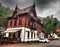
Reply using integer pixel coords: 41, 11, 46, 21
57, 21, 60, 28
0, 4, 12, 28
0, 4, 12, 36
43, 15, 58, 34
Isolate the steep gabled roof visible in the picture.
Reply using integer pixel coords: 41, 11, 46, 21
30, 15, 43, 27
12, 4, 36, 17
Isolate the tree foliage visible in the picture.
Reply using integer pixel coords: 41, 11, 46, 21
0, 4, 12, 37
0, 4, 12, 28
43, 15, 58, 34
57, 21, 60, 28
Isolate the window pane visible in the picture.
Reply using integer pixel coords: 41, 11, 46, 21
31, 32, 33, 39
13, 33, 15, 38
10, 21, 12, 26
19, 20, 22, 25
9, 33, 11, 37
34, 33, 35, 38
28, 31, 29, 39
14, 20, 17, 26
18, 30, 22, 38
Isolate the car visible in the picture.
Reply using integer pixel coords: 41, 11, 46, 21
54, 37, 60, 40
53, 34, 59, 40
38, 38, 49, 43
48, 37, 54, 40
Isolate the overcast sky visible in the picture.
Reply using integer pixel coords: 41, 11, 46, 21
0, 0, 60, 20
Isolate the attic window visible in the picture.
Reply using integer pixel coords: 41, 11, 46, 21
30, 11, 34, 16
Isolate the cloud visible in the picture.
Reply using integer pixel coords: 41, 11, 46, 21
36, 0, 60, 20
0, 0, 34, 9
0, 0, 16, 8
0, 0, 60, 20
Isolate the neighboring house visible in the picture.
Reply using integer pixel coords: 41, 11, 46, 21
56, 28, 60, 37
56, 28, 60, 33
3, 4, 44, 42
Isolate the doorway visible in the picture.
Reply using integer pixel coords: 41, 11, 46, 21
17, 29, 22, 38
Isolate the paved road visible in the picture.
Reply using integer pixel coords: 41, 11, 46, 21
43, 40, 60, 47
0, 40, 60, 47
47, 40, 60, 46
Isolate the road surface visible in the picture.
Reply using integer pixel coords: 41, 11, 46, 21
0, 40, 60, 47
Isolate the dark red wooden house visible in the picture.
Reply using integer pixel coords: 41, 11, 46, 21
4, 4, 44, 42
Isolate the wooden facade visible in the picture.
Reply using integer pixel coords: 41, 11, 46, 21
7, 4, 43, 33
